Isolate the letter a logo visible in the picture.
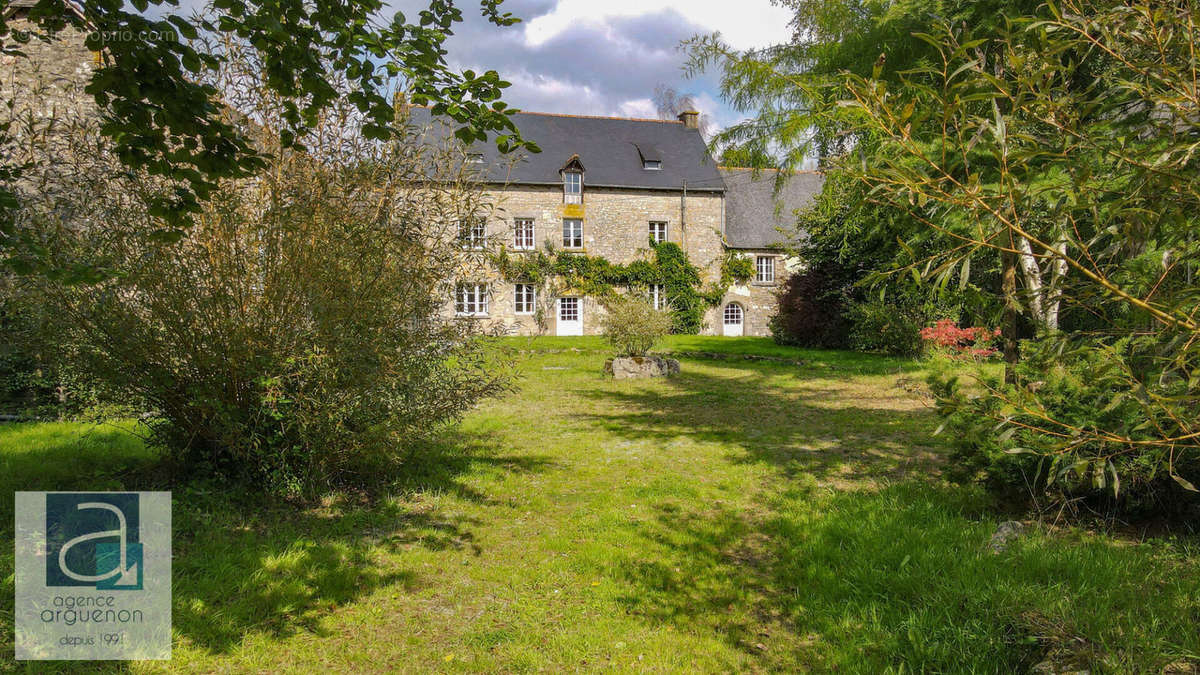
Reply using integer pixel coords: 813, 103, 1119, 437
45, 493, 143, 590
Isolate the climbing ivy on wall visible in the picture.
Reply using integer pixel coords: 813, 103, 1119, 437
720, 254, 756, 289
493, 241, 751, 334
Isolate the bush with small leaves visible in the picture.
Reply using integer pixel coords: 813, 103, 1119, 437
601, 295, 673, 357
12, 45, 513, 496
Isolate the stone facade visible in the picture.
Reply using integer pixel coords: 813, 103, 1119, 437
454, 184, 730, 336
717, 251, 802, 337
1, 16, 97, 133
6, 21, 814, 339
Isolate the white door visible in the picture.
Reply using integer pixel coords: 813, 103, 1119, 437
723, 303, 744, 337
557, 297, 583, 336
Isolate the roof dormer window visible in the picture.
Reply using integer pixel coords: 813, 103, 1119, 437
635, 143, 662, 171
561, 155, 585, 205
564, 171, 581, 204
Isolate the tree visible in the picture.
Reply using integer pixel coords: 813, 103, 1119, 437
686, 0, 1041, 170
652, 83, 711, 136
686, 0, 1043, 374
11, 37, 514, 495
0, 0, 537, 278
717, 143, 777, 168
690, 0, 1200, 507
841, 1, 1200, 505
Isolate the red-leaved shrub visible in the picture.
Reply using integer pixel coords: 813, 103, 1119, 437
919, 320, 1000, 359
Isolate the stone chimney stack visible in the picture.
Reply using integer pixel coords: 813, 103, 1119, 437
677, 110, 700, 129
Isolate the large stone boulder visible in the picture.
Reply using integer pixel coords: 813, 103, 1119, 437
604, 355, 681, 379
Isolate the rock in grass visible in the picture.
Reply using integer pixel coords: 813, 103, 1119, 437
604, 356, 680, 379
1031, 661, 1089, 675
988, 520, 1027, 554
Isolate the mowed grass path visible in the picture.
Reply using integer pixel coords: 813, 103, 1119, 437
2, 337, 1198, 672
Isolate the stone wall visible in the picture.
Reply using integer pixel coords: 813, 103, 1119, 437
450, 184, 727, 336
1, 18, 97, 134
712, 250, 802, 338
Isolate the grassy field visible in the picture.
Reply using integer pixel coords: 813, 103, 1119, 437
2, 337, 1198, 672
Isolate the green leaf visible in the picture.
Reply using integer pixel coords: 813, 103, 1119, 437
1172, 473, 1197, 492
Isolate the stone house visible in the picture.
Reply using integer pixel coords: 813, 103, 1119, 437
412, 107, 824, 337
5, 5, 827, 338
718, 168, 825, 337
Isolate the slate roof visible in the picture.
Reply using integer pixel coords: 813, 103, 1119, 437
720, 168, 824, 249
4, 0, 86, 19
408, 107, 726, 192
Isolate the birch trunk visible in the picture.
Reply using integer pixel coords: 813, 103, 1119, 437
1015, 235, 1067, 331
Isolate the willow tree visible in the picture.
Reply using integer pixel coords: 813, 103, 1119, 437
840, 1, 1200, 502
0, 0, 535, 278
12, 32, 513, 495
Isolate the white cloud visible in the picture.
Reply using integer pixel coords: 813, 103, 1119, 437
523, 0, 792, 51
388, 0, 788, 124
500, 71, 611, 114
616, 98, 657, 118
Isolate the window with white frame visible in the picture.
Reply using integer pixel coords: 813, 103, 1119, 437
563, 171, 582, 204
562, 218, 583, 248
460, 218, 486, 250
755, 255, 775, 283
455, 283, 489, 316
514, 218, 535, 250
651, 284, 666, 310
514, 284, 536, 314
559, 296, 580, 322
649, 221, 667, 244
724, 303, 743, 325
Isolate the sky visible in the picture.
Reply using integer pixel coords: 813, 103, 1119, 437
390, 0, 795, 136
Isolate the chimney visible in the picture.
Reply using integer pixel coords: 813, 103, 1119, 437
677, 110, 700, 129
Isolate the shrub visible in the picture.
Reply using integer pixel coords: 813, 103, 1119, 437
13, 50, 513, 496
845, 297, 927, 357
931, 336, 1200, 518
0, 282, 104, 418
770, 262, 852, 348
0, 291, 56, 415
919, 320, 999, 359
601, 294, 673, 357
844, 288, 972, 357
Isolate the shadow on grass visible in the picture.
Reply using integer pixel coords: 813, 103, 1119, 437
614, 480, 1200, 671
576, 363, 1200, 671
506, 335, 931, 377
0, 423, 552, 669
581, 360, 944, 486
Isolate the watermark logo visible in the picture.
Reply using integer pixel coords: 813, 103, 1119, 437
46, 493, 143, 591
15, 492, 171, 660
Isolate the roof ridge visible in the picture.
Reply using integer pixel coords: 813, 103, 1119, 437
718, 165, 825, 175
513, 110, 682, 124
406, 104, 682, 125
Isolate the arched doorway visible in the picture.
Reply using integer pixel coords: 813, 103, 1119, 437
723, 303, 744, 337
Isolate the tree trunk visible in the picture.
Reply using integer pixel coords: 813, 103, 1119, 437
1003, 236, 1019, 385
1015, 235, 1067, 332
1015, 236, 1045, 324
1044, 240, 1067, 332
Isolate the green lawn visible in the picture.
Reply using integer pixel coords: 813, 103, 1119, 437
2, 337, 1198, 672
